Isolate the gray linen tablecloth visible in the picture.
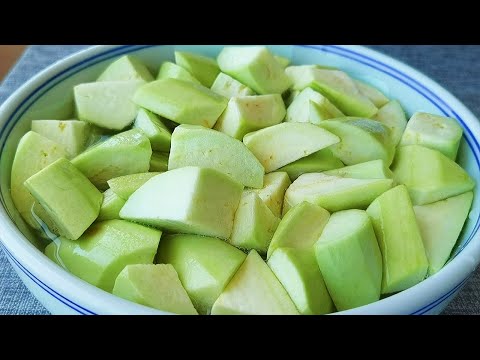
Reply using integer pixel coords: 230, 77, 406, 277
0, 45, 479, 315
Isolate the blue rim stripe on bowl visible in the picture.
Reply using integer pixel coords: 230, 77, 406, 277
0, 45, 151, 155
412, 276, 471, 315
328, 45, 461, 117
1, 243, 95, 315
0, 45, 478, 315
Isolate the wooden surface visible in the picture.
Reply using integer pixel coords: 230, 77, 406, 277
0, 45, 26, 81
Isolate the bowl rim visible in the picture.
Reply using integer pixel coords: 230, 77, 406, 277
0, 44, 479, 315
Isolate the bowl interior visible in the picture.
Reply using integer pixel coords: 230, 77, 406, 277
0, 44, 479, 279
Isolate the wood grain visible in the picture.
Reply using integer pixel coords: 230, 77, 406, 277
0, 45, 27, 81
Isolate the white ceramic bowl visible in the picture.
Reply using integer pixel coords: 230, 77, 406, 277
0, 45, 479, 315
